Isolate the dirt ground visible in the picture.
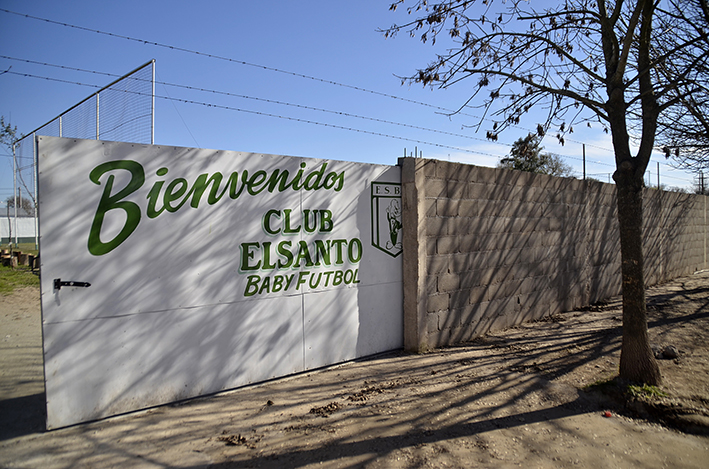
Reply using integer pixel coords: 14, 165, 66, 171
1, 272, 708, 468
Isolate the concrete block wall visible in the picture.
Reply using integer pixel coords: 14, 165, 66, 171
401, 157, 708, 351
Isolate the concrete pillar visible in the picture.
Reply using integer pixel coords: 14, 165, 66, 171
400, 157, 429, 352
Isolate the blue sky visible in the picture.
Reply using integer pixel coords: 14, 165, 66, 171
0, 0, 698, 206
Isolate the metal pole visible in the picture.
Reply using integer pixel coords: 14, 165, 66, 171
151, 59, 155, 145
59, 115, 62, 138
33, 134, 38, 250
12, 143, 17, 248
582, 144, 586, 180
96, 93, 100, 140
657, 162, 660, 189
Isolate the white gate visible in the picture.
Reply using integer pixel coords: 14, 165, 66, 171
37, 136, 403, 429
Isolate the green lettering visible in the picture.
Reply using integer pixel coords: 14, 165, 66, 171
164, 178, 188, 212
291, 162, 307, 190
331, 239, 347, 265
293, 240, 314, 268
258, 276, 271, 295
303, 163, 327, 190
283, 209, 300, 234
333, 270, 344, 286
265, 169, 292, 192
314, 240, 330, 266
262, 242, 276, 270
348, 238, 362, 263
323, 171, 345, 191
146, 167, 168, 218
228, 171, 246, 199
240, 242, 261, 271
244, 275, 260, 297
88, 160, 145, 256
296, 271, 309, 290
272, 275, 284, 292
247, 170, 268, 195
303, 209, 317, 233
277, 241, 294, 268
191, 172, 227, 208
322, 271, 334, 286
320, 210, 333, 232
263, 210, 281, 235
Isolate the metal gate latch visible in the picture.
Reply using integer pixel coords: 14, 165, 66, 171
54, 279, 92, 291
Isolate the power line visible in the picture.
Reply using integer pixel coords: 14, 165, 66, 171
5, 70, 504, 159
4, 69, 696, 185
0, 57, 506, 147
0, 9, 614, 153
2, 57, 619, 164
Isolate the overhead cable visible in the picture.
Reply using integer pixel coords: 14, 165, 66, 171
0, 8, 613, 153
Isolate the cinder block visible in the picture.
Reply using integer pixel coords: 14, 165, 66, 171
489, 217, 513, 233
472, 165, 495, 183
427, 327, 452, 348
436, 198, 460, 217
449, 252, 481, 274
458, 199, 478, 217
468, 285, 490, 304
433, 160, 454, 180
439, 308, 461, 330
425, 198, 437, 218
426, 255, 449, 274
449, 218, 476, 237
427, 293, 450, 313
426, 237, 437, 256
489, 264, 515, 284
425, 274, 438, 295
458, 234, 480, 253
548, 217, 564, 231
449, 290, 470, 310
423, 159, 438, 178
447, 180, 466, 199
427, 179, 447, 198
427, 311, 440, 333
545, 203, 567, 219
466, 182, 488, 200
498, 201, 526, 218
477, 199, 496, 217
458, 301, 487, 328
438, 272, 461, 292
426, 217, 447, 236
437, 236, 459, 254
460, 268, 493, 287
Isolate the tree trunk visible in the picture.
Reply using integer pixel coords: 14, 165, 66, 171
615, 170, 662, 385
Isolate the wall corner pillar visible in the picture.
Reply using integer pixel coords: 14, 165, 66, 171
401, 157, 428, 353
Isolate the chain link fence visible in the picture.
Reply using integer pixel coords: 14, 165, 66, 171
4, 60, 154, 248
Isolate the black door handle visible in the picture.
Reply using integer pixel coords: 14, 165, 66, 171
54, 279, 91, 291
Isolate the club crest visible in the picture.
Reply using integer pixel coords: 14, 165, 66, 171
371, 182, 402, 257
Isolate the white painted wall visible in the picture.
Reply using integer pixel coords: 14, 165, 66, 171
38, 137, 403, 429
0, 217, 36, 241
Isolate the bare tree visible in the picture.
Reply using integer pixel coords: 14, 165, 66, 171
6, 196, 36, 218
656, 1, 709, 172
384, 0, 709, 385
0, 116, 34, 214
